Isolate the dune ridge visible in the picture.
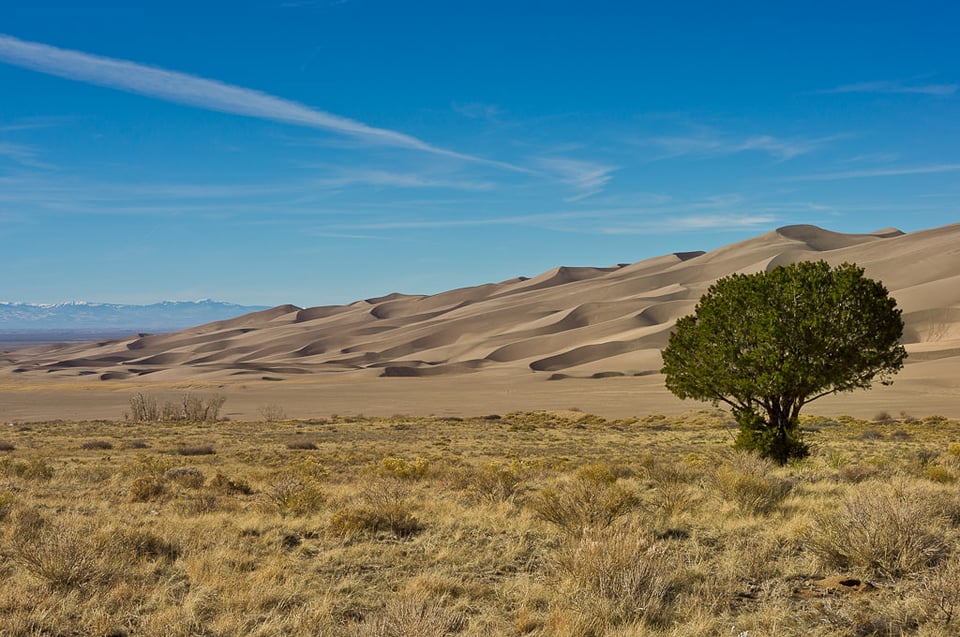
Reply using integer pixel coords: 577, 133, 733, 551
3, 224, 960, 385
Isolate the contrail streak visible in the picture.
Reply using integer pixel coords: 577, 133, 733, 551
0, 33, 528, 172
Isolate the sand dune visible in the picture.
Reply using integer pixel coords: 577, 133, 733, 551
2, 223, 959, 420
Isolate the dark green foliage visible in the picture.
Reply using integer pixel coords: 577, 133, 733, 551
662, 261, 906, 464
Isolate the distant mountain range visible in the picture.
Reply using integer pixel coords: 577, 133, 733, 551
0, 300, 270, 331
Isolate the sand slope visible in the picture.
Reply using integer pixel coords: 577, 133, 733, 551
3, 224, 959, 391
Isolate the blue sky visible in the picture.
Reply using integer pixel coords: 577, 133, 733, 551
1, 1, 957, 306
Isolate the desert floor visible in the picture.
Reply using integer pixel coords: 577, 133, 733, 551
1, 355, 959, 425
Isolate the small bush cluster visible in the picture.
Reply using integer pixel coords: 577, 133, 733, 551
128, 393, 226, 422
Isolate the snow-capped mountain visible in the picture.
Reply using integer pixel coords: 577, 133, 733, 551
0, 300, 270, 331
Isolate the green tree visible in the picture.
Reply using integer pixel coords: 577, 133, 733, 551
661, 261, 906, 464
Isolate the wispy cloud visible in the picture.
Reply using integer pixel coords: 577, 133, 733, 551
537, 158, 618, 200
0, 33, 527, 172
818, 80, 958, 96
648, 131, 838, 161
0, 141, 50, 168
785, 163, 960, 181
314, 170, 494, 191
599, 214, 776, 234
451, 101, 503, 122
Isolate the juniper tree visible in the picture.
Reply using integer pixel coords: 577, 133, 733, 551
661, 261, 906, 464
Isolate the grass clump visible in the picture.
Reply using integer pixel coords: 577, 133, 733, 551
713, 452, 793, 515
805, 479, 951, 579
328, 481, 423, 539
286, 439, 318, 450
530, 464, 639, 534
265, 477, 325, 516
5, 508, 107, 589
456, 460, 529, 503
164, 466, 205, 489
0, 456, 54, 481
548, 525, 686, 633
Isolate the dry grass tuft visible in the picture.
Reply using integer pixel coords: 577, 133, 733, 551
713, 451, 793, 515
548, 524, 687, 634
805, 479, 951, 579
529, 466, 639, 534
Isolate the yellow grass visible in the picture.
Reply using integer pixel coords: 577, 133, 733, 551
1, 409, 960, 635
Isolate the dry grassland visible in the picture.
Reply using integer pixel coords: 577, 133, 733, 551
2, 405, 960, 636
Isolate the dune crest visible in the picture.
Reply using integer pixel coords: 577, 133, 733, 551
3, 223, 959, 384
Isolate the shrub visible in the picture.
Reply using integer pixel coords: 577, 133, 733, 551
7, 509, 106, 589
328, 481, 423, 539
128, 393, 160, 421
286, 440, 318, 450
80, 440, 114, 450
129, 476, 166, 502
641, 457, 699, 518
209, 472, 253, 495
380, 456, 430, 480
328, 502, 423, 539
458, 460, 527, 502
176, 444, 216, 456
0, 456, 54, 481
713, 452, 793, 515
925, 464, 956, 484
164, 466, 205, 489
259, 403, 287, 422
127, 392, 226, 422
266, 477, 325, 516
804, 480, 950, 579
549, 526, 685, 631
181, 393, 226, 422
530, 473, 638, 534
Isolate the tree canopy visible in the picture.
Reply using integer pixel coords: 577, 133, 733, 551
661, 261, 906, 463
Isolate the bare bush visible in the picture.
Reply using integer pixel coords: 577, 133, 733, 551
182, 393, 227, 422
127, 393, 226, 422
